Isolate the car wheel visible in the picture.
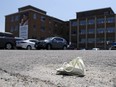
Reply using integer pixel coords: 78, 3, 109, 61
63, 46, 67, 50
5, 43, 12, 49
26, 45, 32, 50
47, 44, 51, 50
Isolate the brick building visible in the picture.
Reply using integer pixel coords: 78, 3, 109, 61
69, 7, 116, 50
5, 5, 69, 40
5, 6, 116, 50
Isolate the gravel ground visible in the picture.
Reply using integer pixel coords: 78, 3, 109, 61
0, 50, 116, 87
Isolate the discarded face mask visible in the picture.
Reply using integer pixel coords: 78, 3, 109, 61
56, 57, 85, 76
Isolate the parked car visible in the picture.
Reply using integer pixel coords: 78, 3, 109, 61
0, 32, 16, 49
109, 42, 116, 50
109, 46, 116, 50
67, 42, 75, 50
19, 39, 39, 50
80, 48, 86, 50
15, 37, 25, 49
35, 37, 68, 50
92, 48, 100, 50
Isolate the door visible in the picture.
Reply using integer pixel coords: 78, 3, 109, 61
54, 38, 64, 49
52, 38, 59, 48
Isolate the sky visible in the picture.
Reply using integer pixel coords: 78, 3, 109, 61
0, 0, 116, 32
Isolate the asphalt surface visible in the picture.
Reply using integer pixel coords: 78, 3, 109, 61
0, 50, 116, 87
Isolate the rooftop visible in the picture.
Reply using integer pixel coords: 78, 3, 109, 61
18, 5, 47, 14
76, 7, 115, 18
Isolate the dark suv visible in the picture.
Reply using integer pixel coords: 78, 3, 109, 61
35, 37, 68, 50
0, 32, 16, 49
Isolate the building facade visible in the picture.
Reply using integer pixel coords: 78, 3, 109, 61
5, 6, 116, 50
69, 7, 116, 50
5, 5, 69, 41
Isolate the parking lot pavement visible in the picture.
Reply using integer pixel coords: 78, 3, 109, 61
0, 50, 116, 87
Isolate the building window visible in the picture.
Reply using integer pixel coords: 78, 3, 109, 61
10, 26, 14, 32
97, 18, 104, 24
79, 29, 86, 34
33, 25, 36, 31
71, 21, 77, 26
11, 16, 14, 22
49, 21, 51, 24
80, 38, 86, 43
88, 38, 95, 43
106, 17, 115, 23
96, 38, 104, 43
41, 16, 46, 22
88, 19, 95, 25
41, 26, 45, 32
15, 15, 19, 21
106, 27, 115, 33
79, 20, 86, 25
41, 23, 45, 32
97, 28, 105, 34
106, 37, 114, 43
104, 11, 109, 15
33, 13, 37, 19
71, 30, 77, 35
15, 25, 18, 31
87, 29, 95, 34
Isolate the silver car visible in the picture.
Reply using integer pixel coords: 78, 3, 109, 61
19, 39, 39, 50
